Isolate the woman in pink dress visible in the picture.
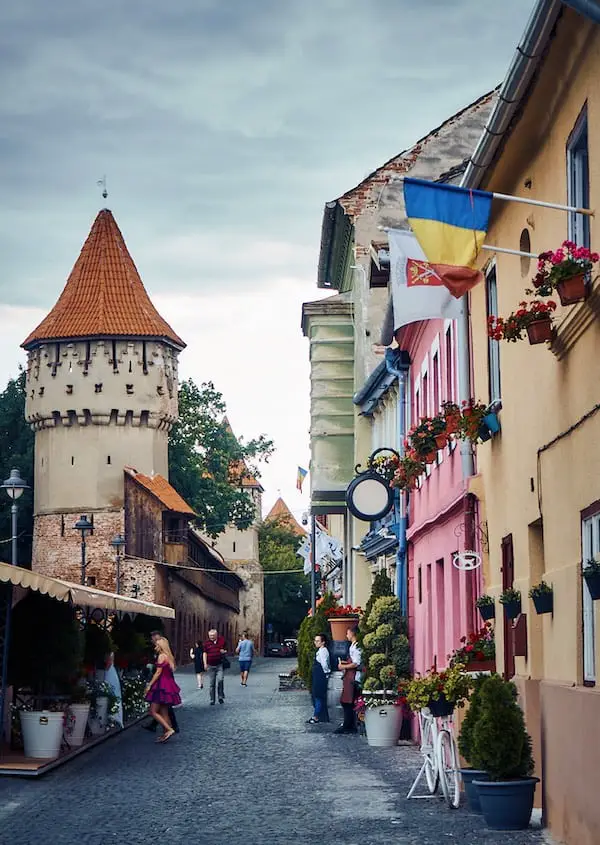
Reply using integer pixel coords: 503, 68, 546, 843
144, 637, 181, 743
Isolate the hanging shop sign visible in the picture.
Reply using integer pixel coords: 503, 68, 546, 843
345, 448, 397, 522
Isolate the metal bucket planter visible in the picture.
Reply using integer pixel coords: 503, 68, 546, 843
502, 599, 521, 620
460, 768, 490, 813
364, 703, 403, 747
327, 671, 344, 720
66, 703, 91, 747
478, 603, 495, 622
474, 777, 539, 830
526, 318, 553, 345
20, 711, 64, 759
531, 592, 553, 615
584, 571, 600, 600
556, 272, 587, 306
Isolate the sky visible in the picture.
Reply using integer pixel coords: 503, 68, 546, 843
0, 0, 534, 519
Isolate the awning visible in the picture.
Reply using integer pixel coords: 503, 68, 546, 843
0, 561, 175, 619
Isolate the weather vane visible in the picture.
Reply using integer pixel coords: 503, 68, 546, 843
97, 176, 108, 200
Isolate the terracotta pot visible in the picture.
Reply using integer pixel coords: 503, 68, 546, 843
556, 272, 587, 306
526, 317, 553, 345
465, 659, 496, 673
328, 615, 359, 641
435, 434, 448, 449
424, 450, 438, 463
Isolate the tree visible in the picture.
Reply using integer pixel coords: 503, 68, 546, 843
259, 517, 309, 637
0, 371, 34, 565
168, 379, 273, 537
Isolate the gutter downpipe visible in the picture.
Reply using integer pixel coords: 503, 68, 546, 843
385, 348, 410, 615
457, 0, 562, 482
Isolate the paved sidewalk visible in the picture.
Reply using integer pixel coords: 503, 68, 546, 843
0, 659, 546, 845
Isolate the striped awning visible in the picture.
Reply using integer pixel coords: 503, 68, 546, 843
0, 561, 175, 619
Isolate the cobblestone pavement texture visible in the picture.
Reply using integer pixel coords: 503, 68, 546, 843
0, 660, 546, 845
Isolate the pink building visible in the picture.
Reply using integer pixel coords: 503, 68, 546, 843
397, 318, 484, 677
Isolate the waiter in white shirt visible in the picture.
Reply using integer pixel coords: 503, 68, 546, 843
307, 634, 330, 724
335, 626, 362, 734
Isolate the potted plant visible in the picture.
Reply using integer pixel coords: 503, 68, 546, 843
499, 588, 522, 620
65, 680, 92, 747
458, 674, 490, 813
458, 400, 489, 444
532, 241, 599, 306
325, 604, 362, 641
121, 674, 148, 723
475, 594, 495, 621
528, 581, 553, 615
471, 675, 538, 830
407, 416, 445, 463
449, 624, 495, 673
370, 450, 400, 484
406, 663, 471, 717
583, 558, 600, 600
390, 453, 426, 491
360, 595, 410, 747
88, 680, 120, 735
488, 299, 557, 345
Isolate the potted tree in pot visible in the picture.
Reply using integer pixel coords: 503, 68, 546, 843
529, 581, 553, 615
8, 592, 83, 759
458, 674, 490, 813
499, 588, 522, 620
360, 595, 410, 747
475, 594, 495, 621
471, 675, 538, 830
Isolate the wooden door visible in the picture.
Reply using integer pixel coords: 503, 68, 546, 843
501, 534, 515, 679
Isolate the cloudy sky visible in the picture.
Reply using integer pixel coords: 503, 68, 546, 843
0, 0, 533, 517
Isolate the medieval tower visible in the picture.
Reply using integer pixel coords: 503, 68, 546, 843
22, 209, 185, 585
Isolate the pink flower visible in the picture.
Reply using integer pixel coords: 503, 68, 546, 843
551, 249, 565, 265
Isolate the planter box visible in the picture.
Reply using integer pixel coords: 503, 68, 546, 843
531, 592, 553, 615
556, 272, 587, 306
526, 318, 552, 345
464, 659, 496, 673
502, 599, 521, 620
478, 603, 495, 621
584, 571, 600, 600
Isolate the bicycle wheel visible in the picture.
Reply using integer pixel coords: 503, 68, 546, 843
436, 729, 461, 809
420, 714, 439, 794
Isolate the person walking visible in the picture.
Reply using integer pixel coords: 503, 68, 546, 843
143, 631, 180, 734
307, 633, 330, 724
144, 636, 181, 743
204, 628, 227, 705
334, 625, 363, 735
235, 632, 254, 686
190, 640, 205, 689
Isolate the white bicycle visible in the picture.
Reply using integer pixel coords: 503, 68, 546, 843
406, 706, 461, 809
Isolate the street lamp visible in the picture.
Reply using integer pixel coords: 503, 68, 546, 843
1, 469, 29, 567
110, 534, 126, 594
73, 515, 94, 586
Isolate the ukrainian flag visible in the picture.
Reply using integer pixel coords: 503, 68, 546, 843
403, 178, 492, 296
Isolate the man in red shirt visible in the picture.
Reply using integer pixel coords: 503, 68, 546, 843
203, 628, 227, 705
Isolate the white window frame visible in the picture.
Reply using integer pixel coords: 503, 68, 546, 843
567, 107, 590, 249
431, 335, 443, 465
420, 356, 432, 477
444, 319, 458, 453
582, 511, 600, 683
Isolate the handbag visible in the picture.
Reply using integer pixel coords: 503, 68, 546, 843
222, 656, 231, 670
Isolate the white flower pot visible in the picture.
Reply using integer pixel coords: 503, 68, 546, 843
364, 704, 403, 747
89, 696, 109, 735
20, 711, 65, 759
327, 671, 344, 718
66, 703, 91, 747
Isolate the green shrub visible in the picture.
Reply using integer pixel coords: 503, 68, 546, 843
296, 592, 337, 690
457, 674, 487, 765
360, 571, 393, 636
368, 653, 387, 674
470, 675, 534, 780
361, 594, 410, 691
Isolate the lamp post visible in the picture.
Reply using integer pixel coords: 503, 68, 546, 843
110, 534, 126, 594
73, 515, 94, 586
0, 468, 29, 741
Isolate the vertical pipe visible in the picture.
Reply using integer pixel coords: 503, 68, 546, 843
11, 504, 17, 567
310, 514, 317, 615
457, 299, 475, 480
81, 538, 86, 586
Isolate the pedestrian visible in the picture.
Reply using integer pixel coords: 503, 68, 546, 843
203, 628, 227, 705
190, 639, 205, 689
235, 631, 254, 686
143, 631, 180, 734
144, 636, 181, 743
307, 633, 330, 724
334, 625, 363, 735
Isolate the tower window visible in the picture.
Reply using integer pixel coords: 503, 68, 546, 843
126, 384, 134, 395
129, 361, 133, 373
111, 340, 118, 372
71, 456, 75, 465
140, 410, 149, 427
142, 342, 148, 374
107, 456, 111, 465
39, 386, 44, 396
66, 385, 73, 395
233, 542, 236, 553
95, 384, 103, 393
61, 515, 65, 537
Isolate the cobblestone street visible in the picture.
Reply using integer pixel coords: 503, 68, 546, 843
0, 660, 546, 845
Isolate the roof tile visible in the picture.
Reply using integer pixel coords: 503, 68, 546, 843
125, 468, 196, 516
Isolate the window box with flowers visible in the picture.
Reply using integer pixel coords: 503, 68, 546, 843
532, 241, 599, 306
476, 594, 495, 621
528, 581, 553, 615
583, 558, 600, 601
499, 588, 522, 620
406, 664, 471, 717
488, 299, 557, 345
390, 453, 427, 491
449, 624, 496, 673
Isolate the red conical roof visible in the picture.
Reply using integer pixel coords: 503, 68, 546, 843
265, 497, 306, 536
22, 209, 185, 349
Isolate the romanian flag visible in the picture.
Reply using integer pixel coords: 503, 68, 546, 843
296, 467, 308, 492
403, 177, 492, 297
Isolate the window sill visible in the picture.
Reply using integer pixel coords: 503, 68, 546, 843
550, 279, 600, 360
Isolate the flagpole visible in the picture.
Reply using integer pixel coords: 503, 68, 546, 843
378, 226, 539, 260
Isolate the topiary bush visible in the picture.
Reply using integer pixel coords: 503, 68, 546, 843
361, 595, 410, 691
360, 571, 393, 637
469, 675, 534, 780
296, 592, 338, 690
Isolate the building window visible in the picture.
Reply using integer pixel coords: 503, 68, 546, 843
432, 344, 440, 414
418, 566, 422, 604
444, 322, 455, 401
582, 507, 600, 684
567, 106, 590, 248
486, 264, 501, 403
86, 576, 96, 587
233, 542, 236, 553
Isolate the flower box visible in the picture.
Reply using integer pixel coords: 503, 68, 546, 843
526, 317, 553, 345
556, 272, 587, 306
428, 694, 455, 718
478, 603, 495, 622
531, 592, 553, 615
583, 571, 600, 601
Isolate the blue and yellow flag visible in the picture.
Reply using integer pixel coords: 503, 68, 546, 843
296, 467, 308, 492
403, 177, 492, 297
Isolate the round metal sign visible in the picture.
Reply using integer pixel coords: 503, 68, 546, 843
345, 471, 394, 522
452, 551, 482, 571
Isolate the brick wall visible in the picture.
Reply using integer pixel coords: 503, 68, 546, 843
227, 559, 264, 652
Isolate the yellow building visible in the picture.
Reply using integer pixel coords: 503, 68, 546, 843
464, 3, 600, 843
